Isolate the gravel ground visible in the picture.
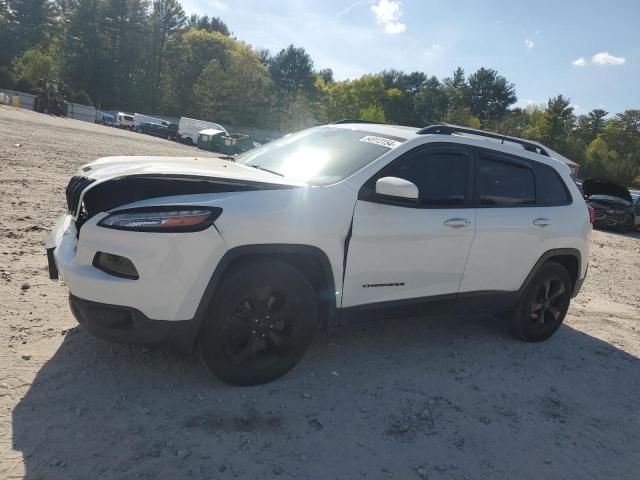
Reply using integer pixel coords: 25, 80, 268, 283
1, 106, 639, 480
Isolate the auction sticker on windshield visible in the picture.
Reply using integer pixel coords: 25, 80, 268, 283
360, 135, 401, 149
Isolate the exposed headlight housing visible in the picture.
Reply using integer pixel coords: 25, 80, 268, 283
93, 252, 139, 279
98, 206, 222, 232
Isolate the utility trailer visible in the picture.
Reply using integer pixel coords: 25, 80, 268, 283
178, 117, 227, 145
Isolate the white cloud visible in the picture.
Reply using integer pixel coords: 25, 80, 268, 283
371, 0, 406, 34
384, 22, 406, 34
525, 38, 534, 49
591, 51, 625, 66
573, 57, 588, 67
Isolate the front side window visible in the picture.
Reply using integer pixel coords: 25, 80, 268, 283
379, 148, 469, 206
477, 153, 535, 206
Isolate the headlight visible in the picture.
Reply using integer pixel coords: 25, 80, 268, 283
98, 206, 222, 232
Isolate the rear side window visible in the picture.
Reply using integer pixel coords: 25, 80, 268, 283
381, 147, 469, 206
477, 153, 535, 206
535, 165, 571, 205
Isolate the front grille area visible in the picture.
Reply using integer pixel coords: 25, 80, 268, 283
65, 176, 96, 216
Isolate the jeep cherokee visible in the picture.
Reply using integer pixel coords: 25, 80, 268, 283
45, 122, 591, 385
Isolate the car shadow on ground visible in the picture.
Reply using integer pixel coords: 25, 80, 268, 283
12, 313, 640, 480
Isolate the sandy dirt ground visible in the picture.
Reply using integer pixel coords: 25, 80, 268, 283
1, 106, 639, 480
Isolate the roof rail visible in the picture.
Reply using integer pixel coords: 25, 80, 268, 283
416, 124, 550, 157
330, 119, 387, 125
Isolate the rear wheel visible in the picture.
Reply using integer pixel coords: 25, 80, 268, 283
199, 261, 318, 386
511, 262, 571, 342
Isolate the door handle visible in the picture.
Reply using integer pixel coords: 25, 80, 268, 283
443, 218, 471, 229
533, 217, 552, 228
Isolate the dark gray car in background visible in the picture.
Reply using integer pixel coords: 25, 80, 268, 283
584, 178, 640, 231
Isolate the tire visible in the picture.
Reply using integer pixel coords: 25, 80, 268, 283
622, 214, 634, 231
199, 261, 318, 386
511, 262, 572, 342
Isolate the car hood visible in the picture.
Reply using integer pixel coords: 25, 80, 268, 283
582, 178, 632, 203
77, 155, 304, 187
68, 156, 305, 221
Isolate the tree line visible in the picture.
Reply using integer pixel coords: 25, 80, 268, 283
1, 0, 638, 184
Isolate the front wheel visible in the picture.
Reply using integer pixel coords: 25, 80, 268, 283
511, 262, 572, 342
199, 261, 318, 386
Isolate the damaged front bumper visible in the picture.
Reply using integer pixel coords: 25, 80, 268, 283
44, 212, 227, 323
44, 214, 75, 280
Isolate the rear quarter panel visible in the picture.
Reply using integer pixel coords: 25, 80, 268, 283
555, 172, 591, 279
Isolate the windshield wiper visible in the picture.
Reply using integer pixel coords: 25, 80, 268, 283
247, 164, 284, 177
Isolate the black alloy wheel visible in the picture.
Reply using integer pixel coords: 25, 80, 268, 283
223, 287, 297, 366
200, 261, 318, 386
512, 262, 572, 342
529, 278, 567, 326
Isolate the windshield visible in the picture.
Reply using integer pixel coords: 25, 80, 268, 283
235, 126, 405, 185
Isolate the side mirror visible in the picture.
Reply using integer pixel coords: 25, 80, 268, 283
375, 177, 419, 200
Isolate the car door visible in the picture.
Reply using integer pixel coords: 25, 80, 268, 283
459, 149, 562, 294
342, 144, 476, 308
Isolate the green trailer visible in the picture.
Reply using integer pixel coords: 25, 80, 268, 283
197, 129, 254, 155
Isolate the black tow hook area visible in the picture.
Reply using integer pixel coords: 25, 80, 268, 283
47, 247, 59, 280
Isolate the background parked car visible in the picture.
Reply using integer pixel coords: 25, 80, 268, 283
115, 112, 134, 130
135, 122, 179, 140
631, 192, 640, 229
584, 178, 640, 230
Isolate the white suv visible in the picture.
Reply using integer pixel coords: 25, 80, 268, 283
46, 122, 591, 385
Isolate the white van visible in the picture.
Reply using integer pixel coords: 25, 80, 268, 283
116, 112, 134, 130
178, 117, 227, 145
133, 113, 174, 128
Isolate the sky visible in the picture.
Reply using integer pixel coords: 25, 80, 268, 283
180, 0, 639, 115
